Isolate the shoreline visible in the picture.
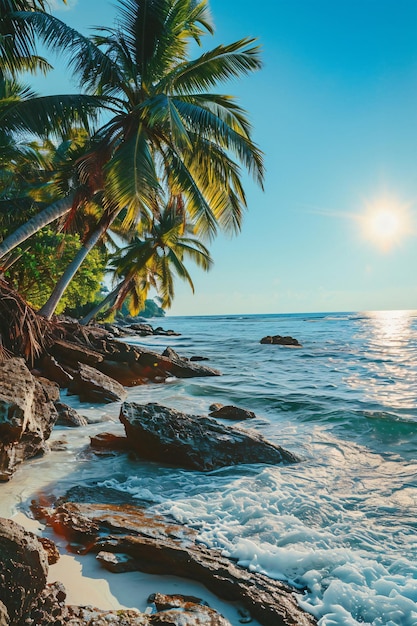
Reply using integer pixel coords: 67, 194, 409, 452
10, 510, 264, 626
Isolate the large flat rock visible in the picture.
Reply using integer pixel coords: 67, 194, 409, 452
36, 501, 316, 626
119, 402, 300, 470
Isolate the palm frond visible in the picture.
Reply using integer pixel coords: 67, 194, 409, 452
0, 93, 104, 137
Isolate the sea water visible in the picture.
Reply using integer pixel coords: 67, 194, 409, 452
3, 310, 417, 626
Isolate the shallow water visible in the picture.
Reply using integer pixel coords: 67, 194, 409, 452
2, 310, 417, 626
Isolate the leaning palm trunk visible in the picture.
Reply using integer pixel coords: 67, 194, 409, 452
80, 281, 123, 325
0, 193, 74, 262
39, 211, 119, 320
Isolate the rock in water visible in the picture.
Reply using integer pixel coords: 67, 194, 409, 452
209, 405, 256, 420
120, 402, 299, 470
36, 500, 316, 626
260, 335, 301, 346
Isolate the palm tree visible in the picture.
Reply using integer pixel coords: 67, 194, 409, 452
80, 203, 213, 324
33, 0, 264, 318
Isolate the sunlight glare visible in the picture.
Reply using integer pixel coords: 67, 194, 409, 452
361, 196, 411, 251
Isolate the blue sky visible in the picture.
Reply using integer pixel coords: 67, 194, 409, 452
35, 0, 417, 315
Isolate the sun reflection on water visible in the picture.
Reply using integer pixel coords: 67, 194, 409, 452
347, 310, 417, 414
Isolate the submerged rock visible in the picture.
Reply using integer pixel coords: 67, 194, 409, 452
260, 335, 301, 346
35, 500, 316, 626
209, 405, 256, 420
119, 402, 299, 470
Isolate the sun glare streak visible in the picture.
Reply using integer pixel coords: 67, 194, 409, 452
360, 195, 412, 252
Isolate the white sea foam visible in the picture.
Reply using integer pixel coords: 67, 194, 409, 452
104, 454, 417, 626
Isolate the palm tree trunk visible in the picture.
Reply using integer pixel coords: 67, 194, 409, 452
0, 193, 74, 262
80, 282, 123, 325
39, 211, 119, 320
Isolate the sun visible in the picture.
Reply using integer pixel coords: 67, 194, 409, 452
361, 197, 411, 251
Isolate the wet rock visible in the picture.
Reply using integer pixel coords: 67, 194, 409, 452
55, 402, 88, 427
260, 335, 301, 347
120, 402, 299, 470
209, 405, 256, 420
90, 432, 130, 451
190, 355, 209, 361
148, 592, 230, 625
37, 501, 316, 626
209, 403, 224, 412
0, 517, 48, 624
45, 320, 218, 388
128, 323, 155, 335
153, 326, 181, 337
96, 551, 139, 573
158, 347, 219, 377
68, 363, 127, 404
0, 359, 59, 480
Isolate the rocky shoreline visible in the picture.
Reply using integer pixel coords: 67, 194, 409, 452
0, 312, 315, 626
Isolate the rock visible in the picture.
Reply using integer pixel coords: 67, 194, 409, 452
90, 432, 130, 451
209, 403, 224, 412
38, 355, 73, 387
36, 501, 316, 626
0, 359, 59, 480
0, 600, 8, 626
96, 551, 139, 573
128, 323, 154, 335
190, 355, 209, 361
55, 402, 88, 427
260, 335, 301, 347
49, 338, 104, 366
154, 326, 181, 336
119, 402, 299, 470
68, 363, 127, 403
209, 405, 256, 420
0, 517, 49, 625
148, 592, 230, 625
38, 536, 60, 565
159, 347, 219, 378
43, 320, 218, 388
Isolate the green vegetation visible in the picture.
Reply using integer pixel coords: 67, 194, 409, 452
0, 0, 263, 322
4, 229, 106, 314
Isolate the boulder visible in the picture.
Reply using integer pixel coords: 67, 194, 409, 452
38, 354, 73, 388
68, 363, 127, 403
36, 501, 316, 626
119, 402, 299, 470
0, 517, 48, 625
260, 335, 301, 347
54, 402, 88, 427
209, 405, 256, 420
0, 359, 59, 480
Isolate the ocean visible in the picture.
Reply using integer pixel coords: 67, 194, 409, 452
2, 310, 417, 626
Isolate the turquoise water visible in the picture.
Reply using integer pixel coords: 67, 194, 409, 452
7, 310, 417, 625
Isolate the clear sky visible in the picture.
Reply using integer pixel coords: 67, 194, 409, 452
35, 0, 417, 315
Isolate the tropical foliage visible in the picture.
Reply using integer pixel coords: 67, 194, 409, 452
0, 0, 263, 323
4, 228, 106, 313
